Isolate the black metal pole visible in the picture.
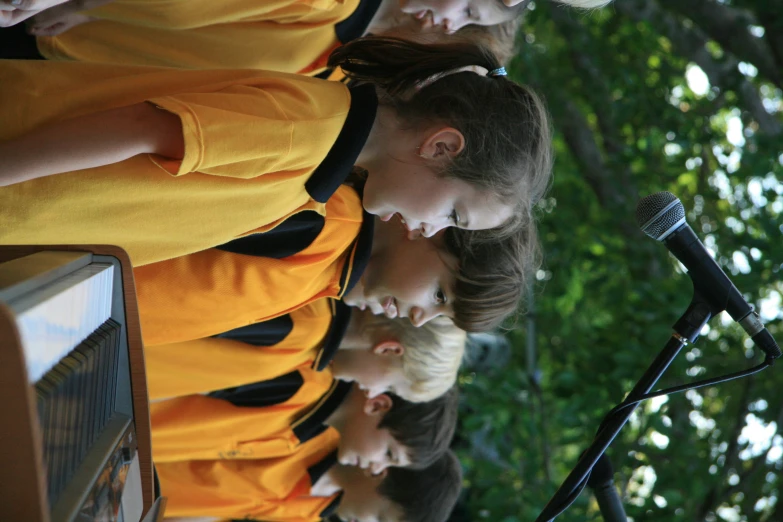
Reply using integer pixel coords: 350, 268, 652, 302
535, 334, 687, 521
588, 454, 627, 522
536, 293, 715, 521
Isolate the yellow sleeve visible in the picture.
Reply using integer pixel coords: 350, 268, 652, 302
146, 301, 333, 400
150, 368, 336, 462
86, 0, 356, 28
145, 338, 314, 400
158, 434, 339, 519
149, 80, 349, 177
135, 187, 362, 346
150, 396, 297, 462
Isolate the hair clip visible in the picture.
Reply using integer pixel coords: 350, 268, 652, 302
488, 67, 507, 77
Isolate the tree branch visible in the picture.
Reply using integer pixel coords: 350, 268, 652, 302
616, 0, 782, 137
657, 0, 783, 89
549, 8, 638, 199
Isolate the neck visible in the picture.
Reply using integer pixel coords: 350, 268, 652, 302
337, 312, 368, 349
316, 463, 361, 496
355, 106, 397, 169
365, 0, 409, 34
311, 465, 345, 497
324, 384, 362, 434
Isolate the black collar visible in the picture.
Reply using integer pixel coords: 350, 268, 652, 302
319, 491, 344, 520
308, 450, 339, 488
337, 210, 374, 298
312, 301, 353, 371
305, 84, 378, 203
334, 0, 383, 43
292, 380, 353, 444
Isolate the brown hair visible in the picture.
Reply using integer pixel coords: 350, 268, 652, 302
453, 18, 522, 65
329, 36, 553, 233
447, 222, 542, 332
379, 19, 522, 66
378, 450, 463, 522
379, 386, 459, 469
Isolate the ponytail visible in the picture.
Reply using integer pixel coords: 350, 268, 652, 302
328, 36, 501, 97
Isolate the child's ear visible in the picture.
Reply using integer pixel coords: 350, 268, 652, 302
419, 127, 465, 160
372, 340, 405, 357
363, 393, 393, 416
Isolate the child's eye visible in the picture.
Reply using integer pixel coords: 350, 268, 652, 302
435, 288, 447, 305
450, 209, 460, 226
387, 449, 395, 462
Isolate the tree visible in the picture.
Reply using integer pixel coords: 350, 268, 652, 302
453, 1, 783, 520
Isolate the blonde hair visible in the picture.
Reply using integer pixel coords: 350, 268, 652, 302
357, 312, 466, 402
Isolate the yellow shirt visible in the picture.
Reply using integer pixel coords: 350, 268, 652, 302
135, 185, 372, 346
0, 60, 377, 265
145, 299, 350, 400
151, 370, 349, 462
157, 435, 341, 521
36, 0, 372, 73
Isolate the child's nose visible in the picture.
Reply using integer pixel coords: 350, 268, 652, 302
410, 306, 440, 327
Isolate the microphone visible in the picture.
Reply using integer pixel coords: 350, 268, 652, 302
587, 455, 627, 522
636, 192, 781, 359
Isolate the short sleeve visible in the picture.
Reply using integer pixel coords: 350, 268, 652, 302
87, 0, 357, 28
147, 79, 350, 178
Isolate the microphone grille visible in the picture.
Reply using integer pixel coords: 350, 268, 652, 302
636, 192, 686, 240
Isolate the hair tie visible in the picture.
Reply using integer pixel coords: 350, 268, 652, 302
417, 65, 505, 91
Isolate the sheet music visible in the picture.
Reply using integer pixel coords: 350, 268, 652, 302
6, 263, 114, 383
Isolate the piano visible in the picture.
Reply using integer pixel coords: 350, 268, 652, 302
0, 245, 157, 522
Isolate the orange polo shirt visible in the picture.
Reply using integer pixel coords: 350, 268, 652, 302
157, 435, 341, 521
151, 369, 350, 462
145, 299, 351, 400
36, 0, 380, 74
134, 184, 372, 346
0, 60, 377, 266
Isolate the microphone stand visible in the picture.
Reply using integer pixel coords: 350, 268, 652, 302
536, 289, 756, 521
535, 332, 690, 521
587, 455, 627, 522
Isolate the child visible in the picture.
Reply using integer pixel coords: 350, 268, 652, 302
157, 448, 463, 522
331, 313, 465, 402
0, 37, 552, 267
148, 314, 464, 462
13, 0, 525, 73
331, 450, 463, 522
145, 302, 465, 402
134, 192, 534, 347
153, 380, 458, 472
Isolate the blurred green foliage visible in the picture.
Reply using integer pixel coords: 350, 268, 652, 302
453, 1, 783, 520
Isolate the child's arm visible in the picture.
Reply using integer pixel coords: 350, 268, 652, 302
0, 102, 184, 187
27, 0, 114, 35
0, 0, 77, 27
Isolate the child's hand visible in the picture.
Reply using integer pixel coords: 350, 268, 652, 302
0, 0, 68, 27
28, 4, 93, 35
